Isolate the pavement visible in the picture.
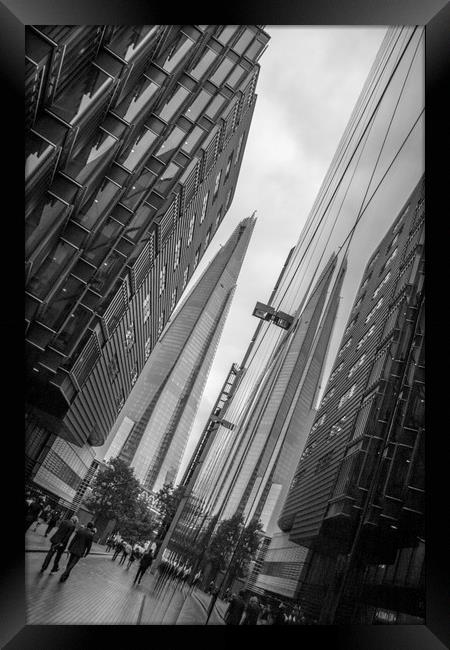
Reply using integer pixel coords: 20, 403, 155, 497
25, 529, 227, 625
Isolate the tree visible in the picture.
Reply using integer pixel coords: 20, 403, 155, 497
119, 492, 158, 543
85, 457, 142, 527
205, 513, 263, 588
153, 482, 184, 541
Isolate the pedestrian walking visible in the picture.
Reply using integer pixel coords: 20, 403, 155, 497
126, 543, 142, 569
259, 603, 272, 625
224, 589, 246, 625
25, 497, 43, 532
133, 548, 154, 585
272, 602, 287, 625
112, 539, 123, 561
40, 515, 78, 574
119, 541, 132, 565
33, 503, 52, 533
241, 595, 261, 625
44, 509, 62, 537
59, 521, 95, 582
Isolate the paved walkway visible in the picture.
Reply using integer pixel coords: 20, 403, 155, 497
26, 549, 225, 625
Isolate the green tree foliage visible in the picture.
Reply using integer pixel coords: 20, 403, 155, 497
85, 457, 142, 526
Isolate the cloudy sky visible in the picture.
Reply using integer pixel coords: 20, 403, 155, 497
175, 26, 391, 478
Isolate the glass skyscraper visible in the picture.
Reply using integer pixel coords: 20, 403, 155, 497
25, 25, 269, 504
99, 217, 256, 493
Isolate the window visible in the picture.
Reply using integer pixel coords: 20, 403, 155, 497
204, 226, 212, 248
193, 246, 201, 269
321, 388, 335, 407
107, 355, 119, 382
387, 233, 400, 252
345, 316, 358, 336
329, 362, 344, 382
393, 205, 409, 235
380, 247, 398, 273
326, 416, 349, 442
155, 126, 185, 163
182, 266, 189, 289
174, 238, 182, 269
205, 94, 227, 120
216, 25, 238, 45
145, 337, 151, 360
338, 337, 352, 358
235, 134, 244, 164
187, 213, 195, 245
117, 127, 157, 171
232, 28, 255, 55
224, 153, 233, 181
373, 272, 391, 300
182, 125, 205, 154
225, 65, 246, 89
338, 384, 357, 409
184, 89, 211, 121
143, 293, 151, 321
170, 287, 177, 311
158, 85, 190, 122
130, 362, 138, 386
125, 323, 135, 350
310, 413, 327, 434
158, 311, 165, 335
213, 170, 222, 201
315, 451, 334, 474
116, 394, 125, 413
200, 191, 209, 223
210, 58, 234, 86
225, 188, 232, 209
360, 274, 371, 291
352, 295, 364, 313
215, 207, 223, 229
160, 34, 194, 73
348, 354, 367, 378
159, 264, 166, 294
356, 325, 375, 350
367, 251, 380, 272
365, 297, 383, 324
189, 48, 217, 80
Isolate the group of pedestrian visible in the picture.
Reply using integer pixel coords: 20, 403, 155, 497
25, 492, 65, 538
224, 591, 304, 625
39, 515, 96, 582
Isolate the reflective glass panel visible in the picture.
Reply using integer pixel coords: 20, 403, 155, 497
210, 58, 234, 85
124, 203, 154, 242
75, 178, 122, 230
158, 85, 190, 122
26, 195, 68, 258
50, 66, 112, 125
190, 48, 217, 80
155, 126, 185, 163
204, 94, 227, 120
184, 89, 212, 121
121, 168, 156, 210
160, 34, 195, 73
38, 275, 85, 331
117, 127, 158, 171
25, 132, 54, 180
83, 219, 123, 266
114, 76, 159, 123
181, 126, 205, 154
216, 26, 238, 45
107, 26, 157, 62
232, 28, 255, 55
64, 130, 118, 185
153, 162, 180, 195
27, 239, 78, 299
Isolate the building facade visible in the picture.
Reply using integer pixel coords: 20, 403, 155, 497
25, 25, 269, 504
278, 176, 425, 623
99, 217, 256, 493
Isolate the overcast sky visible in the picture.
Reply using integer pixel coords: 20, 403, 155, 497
175, 26, 390, 479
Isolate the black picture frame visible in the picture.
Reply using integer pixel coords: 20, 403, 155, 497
4, 1, 447, 648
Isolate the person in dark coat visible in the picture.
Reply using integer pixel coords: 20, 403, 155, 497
272, 602, 287, 625
40, 515, 78, 573
112, 539, 124, 561
224, 589, 246, 625
44, 509, 62, 537
133, 548, 154, 585
241, 595, 261, 625
59, 521, 95, 582
25, 498, 43, 532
